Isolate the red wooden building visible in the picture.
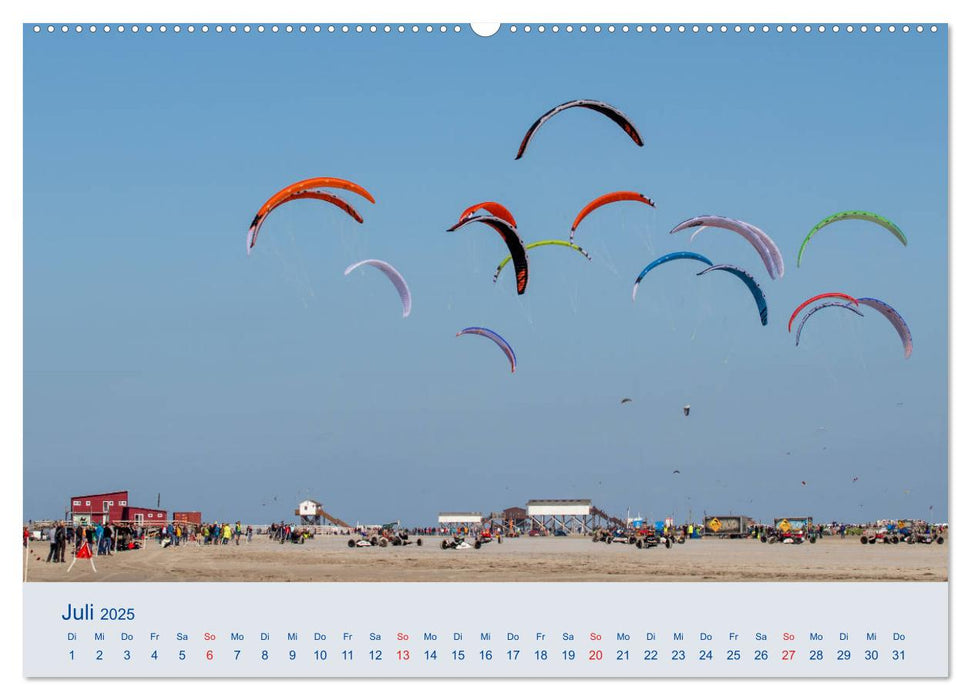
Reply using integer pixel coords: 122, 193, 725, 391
69, 490, 128, 524
172, 511, 203, 526
69, 490, 167, 526
123, 506, 169, 526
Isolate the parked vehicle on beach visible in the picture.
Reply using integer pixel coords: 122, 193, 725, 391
440, 534, 488, 550
862, 520, 945, 545
633, 525, 666, 549
913, 531, 946, 545
592, 527, 626, 544
762, 517, 816, 544
860, 526, 898, 544
704, 515, 754, 539
592, 525, 668, 549
899, 520, 946, 545
347, 522, 422, 548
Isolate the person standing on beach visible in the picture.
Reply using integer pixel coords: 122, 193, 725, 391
234, 521, 242, 546
246, 525, 253, 543
46, 524, 57, 562
103, 523, 114, 555
55, 522, 67, 562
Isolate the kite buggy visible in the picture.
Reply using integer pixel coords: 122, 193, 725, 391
347, 522, 422, 548
440, 531, 494, 550
592, 523, 672, 549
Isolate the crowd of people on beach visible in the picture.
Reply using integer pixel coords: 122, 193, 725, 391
24, 519, 263, 557
192, 521, 253, 546
266, 522, 316, 543
24, 517, 948, 559
28, 521, 145, 563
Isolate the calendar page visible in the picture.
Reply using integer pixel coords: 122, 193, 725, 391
17, 0, 953, 687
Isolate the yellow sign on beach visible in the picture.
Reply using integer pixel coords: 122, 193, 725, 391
708, 518, 722, 532
778, 519, 791, 533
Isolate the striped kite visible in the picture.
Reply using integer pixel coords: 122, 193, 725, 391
788, 293, 860, 332
794, 302, 865, 347
247, 177, 374, 254
515, 99, 643, 159
449, 215, 530, 295
696, 264, 768, 326
454, 201, 517, 229
856, 297, 913, 358
456, 327, 517, 373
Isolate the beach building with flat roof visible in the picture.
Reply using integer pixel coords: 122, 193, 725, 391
437, 512, 483, 525
68, 490, 167, 526
526, 499, 602, 534
297, 499, 322, 515
482, 506, 530, 534
503, 506, 527, 520
526, 499, 592, 516
69, 491, 129, 524
295, 499, 352, 528
125, 506, 168, 526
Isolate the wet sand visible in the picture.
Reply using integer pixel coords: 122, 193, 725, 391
22, 535, 948, 583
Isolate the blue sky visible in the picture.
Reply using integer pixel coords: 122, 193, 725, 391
23, 25, 947, 526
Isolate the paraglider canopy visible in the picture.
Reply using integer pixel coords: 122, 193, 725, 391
683, 405, 691, 416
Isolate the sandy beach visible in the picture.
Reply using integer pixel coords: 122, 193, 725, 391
23, 534, 947, 583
